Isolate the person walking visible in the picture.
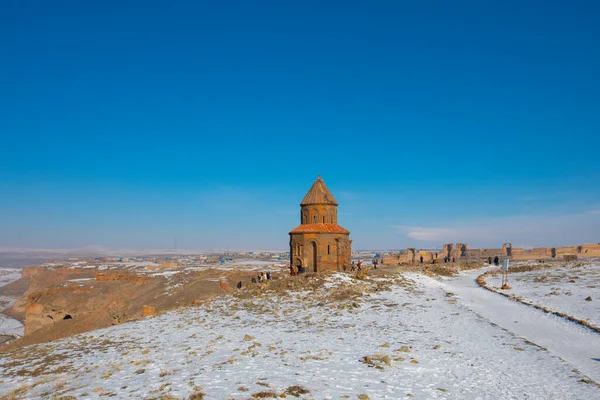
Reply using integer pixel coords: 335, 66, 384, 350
420, 255, 424, 264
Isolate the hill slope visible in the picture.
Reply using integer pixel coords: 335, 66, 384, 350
1, 271, 598, 399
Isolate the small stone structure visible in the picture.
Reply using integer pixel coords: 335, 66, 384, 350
289, 176, 352, 272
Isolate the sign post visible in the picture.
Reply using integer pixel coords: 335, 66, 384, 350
501, 258, 510, 289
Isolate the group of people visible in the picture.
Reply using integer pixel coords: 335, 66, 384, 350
289, 265, 306, 276
236, 271, 274, 289
414, 255, 456, 264
349, 260, 362, 271
408, 254, 501, 265
488, 256, 500, 266
250, 271, 273, 283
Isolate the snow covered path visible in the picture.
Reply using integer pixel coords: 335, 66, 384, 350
443, 267, 600, 382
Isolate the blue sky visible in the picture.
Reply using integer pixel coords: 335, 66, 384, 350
1, 1, 599, 251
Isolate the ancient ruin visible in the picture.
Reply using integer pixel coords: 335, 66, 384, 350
289, 176, 352, 272
384, 242, 600, 264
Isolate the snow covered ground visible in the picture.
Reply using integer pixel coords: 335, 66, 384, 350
486, 262, 600, 327
1, 270, 598, 399
443, 266, 600, 383
0, 268, 24, 341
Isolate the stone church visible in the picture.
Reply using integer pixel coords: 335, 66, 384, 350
289, 176, 352, 272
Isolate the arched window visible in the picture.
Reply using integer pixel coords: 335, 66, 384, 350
327, 245, 331, 255
322, 216, 325, 223
313, 216, 316, 223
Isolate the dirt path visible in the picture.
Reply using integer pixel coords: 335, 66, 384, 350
442, 267, 600, 383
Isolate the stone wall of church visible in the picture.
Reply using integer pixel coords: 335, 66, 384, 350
300, 204, 338, 225
290, 232, 351, 272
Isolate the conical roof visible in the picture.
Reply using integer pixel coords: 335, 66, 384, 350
300, 176, 338, 206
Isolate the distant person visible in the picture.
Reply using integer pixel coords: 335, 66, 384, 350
494, 256, 499, 266
237, 281, 242, 289
351, 261, 356, 271
251, 277, 257, 284
266, 272, 271, 280
357, 260, 362, 271
420, 255, 424, 264
373, 259, 378, 269
452, 256, 455, 263
488, 256, 492, 265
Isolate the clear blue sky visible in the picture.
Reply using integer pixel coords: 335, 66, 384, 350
1, 1, 599, 251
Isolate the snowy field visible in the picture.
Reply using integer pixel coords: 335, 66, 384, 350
486, 262, 600, 327
1, 271, 598, 399
0, 268, 24, 341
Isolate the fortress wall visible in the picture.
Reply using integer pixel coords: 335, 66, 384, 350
388, 243, 597, 265
580, 244, 600, 257
555, 246, 578, 257
466, 248, 504, 258
511, 248, 553, 260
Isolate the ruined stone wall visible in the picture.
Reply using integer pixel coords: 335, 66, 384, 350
390, 242, 599, 264
511, 247, 553, 260
555, 246, 579, 258
466, 248, 505, 258
580, 244, 600, 257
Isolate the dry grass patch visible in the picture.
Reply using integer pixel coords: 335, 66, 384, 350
252, 391, 278, 398
284, 385, 310, 397
188, 391, 206, 399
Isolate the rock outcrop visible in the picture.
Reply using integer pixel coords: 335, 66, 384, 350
96, 272, 152, 284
